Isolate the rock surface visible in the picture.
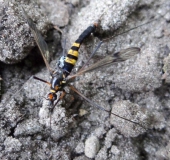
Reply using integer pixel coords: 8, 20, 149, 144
85, 135, 100, 158
0, 0, 170, 159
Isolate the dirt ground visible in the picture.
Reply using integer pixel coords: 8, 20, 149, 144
0, 0, 170, 159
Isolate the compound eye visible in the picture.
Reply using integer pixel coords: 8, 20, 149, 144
47, 93, 57, 101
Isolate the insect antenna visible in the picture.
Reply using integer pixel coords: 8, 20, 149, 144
102, 14, 165, 43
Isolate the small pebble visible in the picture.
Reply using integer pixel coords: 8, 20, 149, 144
85, 135, 100, 158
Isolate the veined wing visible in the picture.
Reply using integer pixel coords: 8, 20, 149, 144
22, 7, 54, 74
68, 47, 140, 79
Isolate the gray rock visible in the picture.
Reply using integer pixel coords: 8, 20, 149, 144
109, 140, 139, 160
111, 145, 120, 156
85, 135, 100, 158
155, 144, 170, 160
93, 126, 107, 138
95, 146, 108, 160
75, 141, 84, 154
1, 0, 170, 159
164, 12, 170, 22
4, 137, 22, 152
73, 155, 90, 160
163, 54, 170, 83
111, 46, 162, 92
104, 128, 117, 148
14, 118, 43, 136
39, 98, 69, 141
39, 0, 69, 27
0, 0, 48, 64
110, 100, 148, 137
0, 0, 68, 64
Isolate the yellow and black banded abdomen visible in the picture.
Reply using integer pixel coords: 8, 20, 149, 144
64, 42, 80, 73
63, 24, 97, 75
65, 43, 80, 65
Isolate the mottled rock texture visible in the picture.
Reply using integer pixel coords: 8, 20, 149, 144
0, 0, 170, 159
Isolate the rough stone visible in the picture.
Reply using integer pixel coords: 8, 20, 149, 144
14, 118, 43, 136
163, 54, 170, 83
39, 0, 69, 27
1, 0, 170, 159
110, 100, 149, 137
0, 0, 48, 64
85, 135, 100, 158
75, 141, 84, 154
4, 137, 22, 152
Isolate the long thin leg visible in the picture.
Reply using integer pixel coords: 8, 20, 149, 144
102, 15, 165, 43
33, 76, 51, 85
69, 85, 146, 130
54, 25, 63, 34
48, 89, 66, 157
54, 90, 66, 107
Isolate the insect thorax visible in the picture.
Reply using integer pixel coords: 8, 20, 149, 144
57, 56, 66, 69
50, 72, 66, 92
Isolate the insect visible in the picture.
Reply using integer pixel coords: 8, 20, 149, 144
0, 0, 168, 159
21, 7, 144, 128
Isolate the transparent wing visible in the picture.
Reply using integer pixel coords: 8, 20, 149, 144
22, 7, 54, 74
68, 47, 140, 79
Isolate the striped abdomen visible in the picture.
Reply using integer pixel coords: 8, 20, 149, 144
63, 24, 97, 75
